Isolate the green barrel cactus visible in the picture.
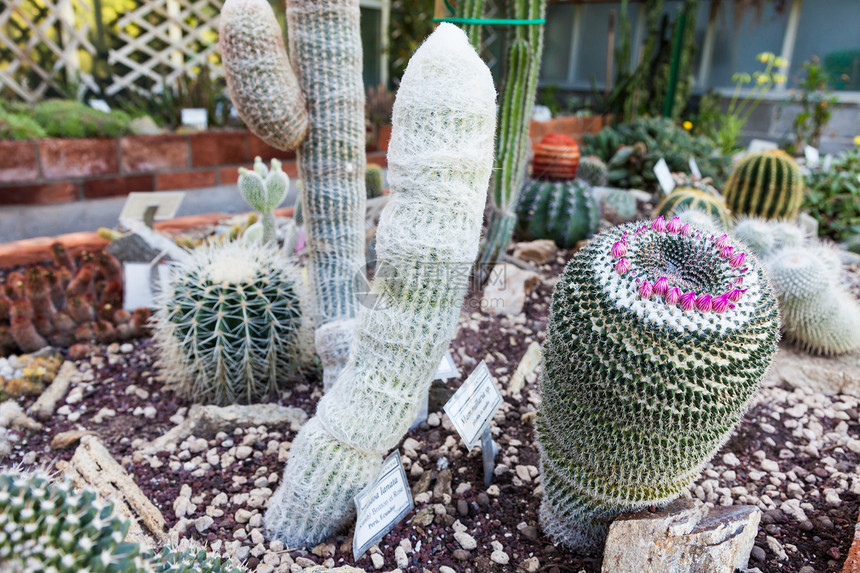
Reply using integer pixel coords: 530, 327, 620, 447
656, 186, 732, 229
264, 23, 496, 547
576, 155, 609, 187
516, 178, 599, 248
365, 163, 384, 199
153, 240, 309, 405
0, 469, 245, 573
220, 0, 366, 388
724, 150, 804, 220
768, 246, 860, 355
537, 216, 780, 548
599, 188, 638, 225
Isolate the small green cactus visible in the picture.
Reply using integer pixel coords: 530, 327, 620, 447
768, 246, 860, 356
656, 186, 732, 229
599, 188, 638, 225
537, 216, 779, 548
576, 155, 608, 187
365, 164, 384, 199
731, 217, 776, 257
238, 157, 289, 246
724, 150, 804, 219
153, 240, 308, 405
516, 178, 599, 248
0, 468, 245, 573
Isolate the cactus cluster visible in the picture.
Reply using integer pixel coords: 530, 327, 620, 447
0, 468, 245, 573
221, 0, 367, 387
537, 216, 780, 548
469, 0, 547, 284
724, 150, 804, 220
576, 155, 608, 187
153, 240, 308, 405
769, 246, 860, 355
517, 178, 599, 248
0, 244, 150, 356
656, 187, 732, 229
264, 24, 496, 547
365, 163, 384, 199
531, 133, 580, 180
237, 157, 289, 245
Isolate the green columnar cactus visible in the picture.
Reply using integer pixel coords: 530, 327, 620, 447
153, 240, 309, 405
724, 150, 805, 219
768, 246, 860, 355
365, 163, 384, 199
516, 179, 599, 248
264, 24, 496, 547
576, 155, 609, 187
599, 188, 638, 225
656, 187, 732, 229
472, 0, 546, 285
237, 157, 289, 246
537, 216, 780, 548
0, 469, 246, 573
220, 0, 366, 389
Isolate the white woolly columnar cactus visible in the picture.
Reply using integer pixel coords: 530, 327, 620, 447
220, 0, 366, 388
768, 246, 860, 355
153, 241, 308, 405
537, 216, 780, 549
264, 23, 496, 546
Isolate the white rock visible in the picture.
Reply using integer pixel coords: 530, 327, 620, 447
235, 445, 253, 460
766, 535, 787, 560
395, 546, 408, 568
722, 453, 740, 467
490, 550, 510, 565
194, 516, 214, 532
370, 552, 384, 570
602, 499, 760, 573
453, 531, 477, 550
760, 459, 780, 473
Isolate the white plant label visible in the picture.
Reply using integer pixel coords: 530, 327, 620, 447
89, 99, 111, 113
352, 450, 413, 561
434, 350, 459, 380
444, 361, 503, 451
804, 145, 820, 167
123, 263, 155, 310
653, 158, 675, 195
181, 108, 208, 129
748, 139, 778, 153
688, 156, 702, 179
119, 191, 185, 224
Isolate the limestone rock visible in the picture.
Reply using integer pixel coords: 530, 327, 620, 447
141, 403, 307, 454
29, 361, 78, 420
509, 342, 542, 395
57, 436, 167, 547
512, 240, 558, 265
767, 342, 860, 397
601, 499, 760, 573
482, 262, 540, 316
50, 429, 96, 450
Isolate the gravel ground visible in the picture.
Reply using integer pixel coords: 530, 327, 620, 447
2, 249, 860, 573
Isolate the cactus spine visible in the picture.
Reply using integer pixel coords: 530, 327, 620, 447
724, 150, 804, 219
517, 179, 599, 248
264, 24, 496, 547
537, 217, 779, 548
656, 187, 732, 229
220, 0, 366, 388
470, 0, 547, 285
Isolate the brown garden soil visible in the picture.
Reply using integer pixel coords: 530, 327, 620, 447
2, 248, 860, 573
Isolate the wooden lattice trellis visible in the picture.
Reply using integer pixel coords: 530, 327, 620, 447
107, 0, 223, 96
0, 0, 98, 103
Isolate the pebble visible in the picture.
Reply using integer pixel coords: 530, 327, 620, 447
490, 550, 510, 565
235, 445, 253, 460
751, 546, 766, 561
370, 553, 384, 569
760, 459, 780, 472
194, 516, 214, 533
453, 531, 477, 550
722, 452, 740, 467
766, 536, 788, 560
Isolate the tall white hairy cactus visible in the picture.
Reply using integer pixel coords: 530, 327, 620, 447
220, 0, 366, 388
264, 23, 497, 546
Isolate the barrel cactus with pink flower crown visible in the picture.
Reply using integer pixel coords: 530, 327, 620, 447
536, 216, 780, 549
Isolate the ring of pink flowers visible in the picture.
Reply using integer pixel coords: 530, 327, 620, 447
608, 217, 749, 313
